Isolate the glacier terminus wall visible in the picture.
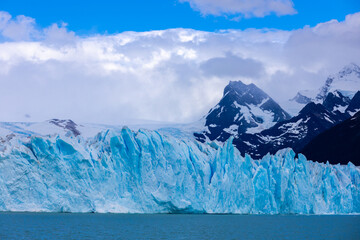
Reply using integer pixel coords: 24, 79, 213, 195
0, 127, 359, 214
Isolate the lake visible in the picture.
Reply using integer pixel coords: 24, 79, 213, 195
0, 213, 359, 239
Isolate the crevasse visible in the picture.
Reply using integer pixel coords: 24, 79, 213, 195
0, 127, 359, 214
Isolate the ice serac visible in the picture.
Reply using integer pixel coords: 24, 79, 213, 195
0, 127, 359, 214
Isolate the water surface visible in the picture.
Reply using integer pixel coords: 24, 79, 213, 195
0, 213, 359, 240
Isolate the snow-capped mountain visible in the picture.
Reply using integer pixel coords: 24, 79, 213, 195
195, 81, 291, 143
301, 111, 360, 165
316, 63, 360, 101
288, 63, 360, 115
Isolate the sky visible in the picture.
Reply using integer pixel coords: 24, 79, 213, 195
0, 0, 359, 124
1, 0, 359, 32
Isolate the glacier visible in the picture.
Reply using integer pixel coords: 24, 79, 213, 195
0, 126, 359, 214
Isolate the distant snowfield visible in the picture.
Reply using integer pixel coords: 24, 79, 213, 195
0, 119, 204, 140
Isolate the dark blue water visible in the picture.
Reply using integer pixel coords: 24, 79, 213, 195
0, 213, 359, 240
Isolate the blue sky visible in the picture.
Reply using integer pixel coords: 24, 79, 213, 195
1, 0, 359, 34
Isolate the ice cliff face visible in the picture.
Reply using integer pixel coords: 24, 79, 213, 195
0, 127, 359, 214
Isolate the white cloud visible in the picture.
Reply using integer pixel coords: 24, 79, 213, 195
179, 0, 296, 18
0, 11, 38, 41
43, 23, 77, 45
0, 11, 359, 124
0, 11, 11, 29
0, 11, 76, 43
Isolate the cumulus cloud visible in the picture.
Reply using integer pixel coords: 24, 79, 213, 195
0, 11, 38, 41
179, 0, 296, 18
0, 11, 75, 43
0, 11, 359, 124
43, 23, 77, 45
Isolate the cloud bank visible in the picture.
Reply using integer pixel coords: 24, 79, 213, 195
0, 11, 359, 124
179, 0, 297, 18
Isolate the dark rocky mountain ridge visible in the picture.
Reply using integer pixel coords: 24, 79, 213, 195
301, 111, 360, 165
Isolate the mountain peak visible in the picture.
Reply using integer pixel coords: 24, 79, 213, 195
317, 63, 360, 100
196, 80, 290, 142
299, 102, 326, 115
339, 63, 360, 76
223, 81, 258, 96
222, 80, 269, 106
224, 80, 247, 93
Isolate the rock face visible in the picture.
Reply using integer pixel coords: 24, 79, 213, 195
196, 81, 291, 143
0, 127, 359, 214
301, 111, 360, 165
322, 90, 351, 114
346, 91, 360, 116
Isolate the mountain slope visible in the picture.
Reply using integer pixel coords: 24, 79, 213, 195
301, 111, 360, 165
233, 101, 349, 158
346, 91, 360, 116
